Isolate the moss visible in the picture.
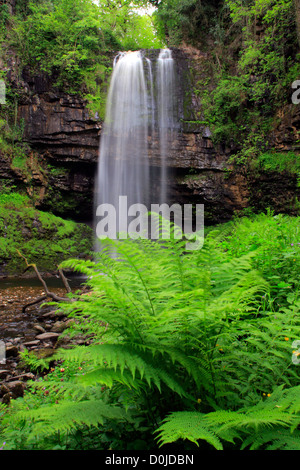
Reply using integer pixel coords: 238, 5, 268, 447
42, 188, 92, 218
252, 151, 300, 183
0, 191, 93, 275
82, 58, 113, 120
47, 164, 69, 177
181, 174, 208, 183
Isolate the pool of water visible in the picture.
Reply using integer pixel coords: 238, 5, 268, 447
0, 275, 87, 290
0, 276, 87, 342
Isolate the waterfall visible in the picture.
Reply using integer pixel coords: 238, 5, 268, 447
157, 48, 176, 204
95, 49, 177, 242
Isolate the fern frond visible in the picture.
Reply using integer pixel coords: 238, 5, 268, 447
156, 412, 223, 450
77, 368, 139, 389
241, 428, 300, 450
16, 400, 130, 439
60, 344, 192, 398
131, 342, 213, 392
156, 384, 300, 449
208, 270, 270, 317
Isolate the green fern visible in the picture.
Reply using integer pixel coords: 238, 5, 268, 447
60, 343, 194, 398
242, 429, 300, 450
156, 412, 224, 450
19, 348, 53, 372
156, 385, 300, 450
15, 399, 131, 440
2, 215, 300, 450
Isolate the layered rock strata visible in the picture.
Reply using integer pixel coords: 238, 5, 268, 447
7, 48, 299, 223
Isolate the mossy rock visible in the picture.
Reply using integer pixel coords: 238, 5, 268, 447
0, 191, 93, 275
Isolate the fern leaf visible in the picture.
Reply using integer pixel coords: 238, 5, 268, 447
17, 400, 130, 439
77, 368, 139, 389
241, 429, 300, 450
61, 344, 192, 398
156, 412, 223, 450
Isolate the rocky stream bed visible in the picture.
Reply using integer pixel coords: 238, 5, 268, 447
0, 276, 87, 405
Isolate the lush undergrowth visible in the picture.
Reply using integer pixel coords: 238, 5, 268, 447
0, 190, 93, 274
1, 212, 300, 450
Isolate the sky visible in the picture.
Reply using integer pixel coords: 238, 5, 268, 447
92, 0, 157, 15
135, 5, 157, 15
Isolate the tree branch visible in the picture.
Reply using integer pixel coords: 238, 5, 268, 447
58, 265, 72, 294
16, 250, 76, 312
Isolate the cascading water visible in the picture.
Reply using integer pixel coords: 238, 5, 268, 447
156, 48, 176, 204
95, 50, 150, 238
95, 48, 177, 242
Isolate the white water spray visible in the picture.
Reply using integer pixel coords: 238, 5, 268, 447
95, 49, 177, 241
157, 48, 176, 204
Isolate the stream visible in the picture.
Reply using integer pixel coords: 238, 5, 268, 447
0, 276, 86, 341
0, 276, 87, 385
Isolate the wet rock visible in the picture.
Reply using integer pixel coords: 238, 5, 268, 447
23, 340, 41, 348
5, 381, 25, 399
2, 393, 11, 405
0, 384, 10, 396
3, 328, 19, 338
13, 337, 23, 344
33, 348, 55, 359
0, 380, 25, 400
0, 370, 11, 379
51, 321, 67, 333
6, 345, 19, 358
42, 310, 66, 319
33, 324, 46, 334
35, 332, 60, 341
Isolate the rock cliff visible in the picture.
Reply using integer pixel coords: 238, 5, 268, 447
5, 47, 299, 224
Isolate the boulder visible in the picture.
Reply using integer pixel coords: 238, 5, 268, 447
35, 332, 60, 341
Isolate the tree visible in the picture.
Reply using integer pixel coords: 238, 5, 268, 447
6, 0, 162, 92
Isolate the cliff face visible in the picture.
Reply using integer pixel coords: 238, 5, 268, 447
19, 100, 99, 219
9, 47, 300, 224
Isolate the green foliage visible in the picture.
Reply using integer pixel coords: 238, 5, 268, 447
157, 385, 300, 450
82, 61, 112, 120
252, 151, 300, 183
0, 189, 93, 273
153, 0, 222, 47
1, 213, 300, 450
0, 187, 29, 207
4, 0, 162, 95
201, 75, 249, 146
196, 0, 300, 162
8, 0, 116, 91
120, 13, 164, 50
0, 3, 10, 37
19, 348, 54, 373
0, 88, 27, 163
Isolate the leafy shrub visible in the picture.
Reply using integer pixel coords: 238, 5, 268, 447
1, 213, 300, 450
197, 0, 300, 161
252, 151, 300, 186
7, 0, 162, 93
